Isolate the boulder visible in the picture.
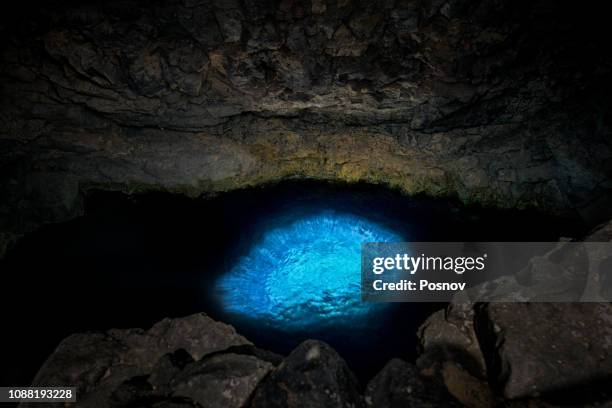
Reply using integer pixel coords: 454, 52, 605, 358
475, 302, 612, 400
106, 348, 276, 408
416, 221, 612, 405
416, 303, 498, 407
170, 353, 273, 408
21, 313, 250, 407
458, 220, 612, 303
364, 358, 462, 407
417, 301, 487, 379
250, 340, 364, 408
148, 349, 195, 395
439, 361, 497, 408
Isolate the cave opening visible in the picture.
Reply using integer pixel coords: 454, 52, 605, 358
1, 180, 589, 386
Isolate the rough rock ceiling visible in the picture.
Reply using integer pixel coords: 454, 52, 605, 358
1, 0, 611, 255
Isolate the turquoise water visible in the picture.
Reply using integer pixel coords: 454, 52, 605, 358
4, 185, 576, 384
215, 210, 403, 330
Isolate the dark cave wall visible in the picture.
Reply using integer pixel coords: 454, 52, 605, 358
1, 0, 612, 255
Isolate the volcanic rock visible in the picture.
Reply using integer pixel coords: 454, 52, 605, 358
417, 301, 487, 379
170, 353, 273, 408
2, 0, 612, 257
250, 339, 364, 408
21, 313, 250, 407
475, 302, 612, 400
364, 358, 462, 407
148, 349, 195, 395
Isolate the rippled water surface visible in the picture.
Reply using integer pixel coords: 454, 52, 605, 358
217, 211, 402, 330
2, 181, 583, 384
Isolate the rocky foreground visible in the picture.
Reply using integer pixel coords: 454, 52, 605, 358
20, 302, 612, 408
18, 221, 612, 407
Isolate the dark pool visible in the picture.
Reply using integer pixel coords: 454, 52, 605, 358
0, 180, 587, 386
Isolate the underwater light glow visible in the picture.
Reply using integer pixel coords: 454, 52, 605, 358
216, 211, 403, 330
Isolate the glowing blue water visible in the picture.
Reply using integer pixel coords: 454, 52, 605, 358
215, 211, 403, 330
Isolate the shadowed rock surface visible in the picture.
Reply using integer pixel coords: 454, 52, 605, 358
475, 302, 612, 400
365, 358, 462, 407
250, 339, 364, 408
417, 301, 487, 379
20, 313, 250, 408
416, 300, 612, 407
447, 220, 612, 303
413, 222, 612, 405
416, 303, 497, 407
18, 297, 612, 408
2, 0, 612, 256
169, 353, 273, 408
